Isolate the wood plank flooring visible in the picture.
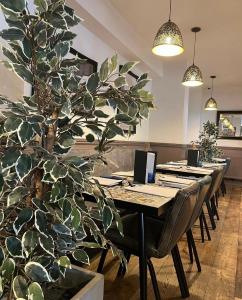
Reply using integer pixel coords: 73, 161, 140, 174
88, 180, 242, 299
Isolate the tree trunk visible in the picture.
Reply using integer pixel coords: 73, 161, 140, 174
47, 110, 58, 153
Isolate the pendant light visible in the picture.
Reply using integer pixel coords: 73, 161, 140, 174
182, 27, 203, 87
152, 0, 184, 57
204, 76, 218, 111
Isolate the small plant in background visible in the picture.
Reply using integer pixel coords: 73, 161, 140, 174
193, 120, 222, 162
0, 0, 154, 299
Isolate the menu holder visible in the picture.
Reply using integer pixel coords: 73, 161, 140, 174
133, 150, 157, 184
187, 149, 200, 167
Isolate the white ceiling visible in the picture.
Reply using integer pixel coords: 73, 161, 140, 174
107, 0, 242, 88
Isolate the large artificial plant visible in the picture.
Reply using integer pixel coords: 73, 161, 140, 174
0, 0, 154, 299
194, 120, 222, 162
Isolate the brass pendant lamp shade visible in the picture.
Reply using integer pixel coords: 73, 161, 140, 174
152, 0, 184, 57
182, 27, 203, 87
205, 76, 218, 111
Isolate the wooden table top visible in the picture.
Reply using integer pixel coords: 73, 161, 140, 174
107, 185, 175, 216
97, 173, 195, 216
156, 164, 214, 176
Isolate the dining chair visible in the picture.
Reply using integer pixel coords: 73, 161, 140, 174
204, 167, 224, 230
220, 158, 231, 196
97, 183, 200, 299
185, 175, 212, 271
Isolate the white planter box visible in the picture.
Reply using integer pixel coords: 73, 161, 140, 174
71, 266, 104, 300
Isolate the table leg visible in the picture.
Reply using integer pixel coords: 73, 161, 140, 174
138, 212, 147, 300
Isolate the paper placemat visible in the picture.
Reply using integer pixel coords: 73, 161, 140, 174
112, 171, 134, 177
92, 177, 122, 187
125, 185, 179, 198
167, 161, 187, 166
158, 174, 196, 185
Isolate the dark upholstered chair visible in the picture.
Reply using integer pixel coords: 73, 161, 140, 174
185, 176, 212, 271
220, 158, 231, 196
204, 167, 224, 230
97, 183, 200, 299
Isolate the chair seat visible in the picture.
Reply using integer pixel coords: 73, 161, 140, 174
106, 213, 166, 258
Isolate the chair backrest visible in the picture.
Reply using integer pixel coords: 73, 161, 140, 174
224, 157, 231, 174
186, 176, 212, 230
157, 182, 200, 257
205, 167, 224, 201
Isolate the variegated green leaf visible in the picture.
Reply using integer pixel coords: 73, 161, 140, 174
52, 223, 71, 236
68, 167, 83, 186
7, 186, 28, 207
13, 275, 28, 299
35, 210, 48, 237
34, 0, 48, 12
16, 154, 32, 181
13, 208, 33, 235
83, 92, 94, 111
71, 207, 81, 230
0, 0, 26, 12
99, 58, 109, 82
1, 148, 20, 171
22, 230, 38, 257
1, 258, 15, 282
17, 121, 35, 146
4, 117, 23, 133
24, 262, 51, 283
50, 182, 67, 202
43, 160, 56, 174
6, 237, 23, 258
0, 28, 25, 41
102, 205, 113, 232
114, 76, 127, 88
57, 256, 71, 269
39, 234, 55, 257
72, 249, 89, 265
50, 164, 67, 182
27, 282, 44, 300
120, 61, 138, 75
86, 73, 99, 93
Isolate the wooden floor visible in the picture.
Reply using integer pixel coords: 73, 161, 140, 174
89, 180, 242, 300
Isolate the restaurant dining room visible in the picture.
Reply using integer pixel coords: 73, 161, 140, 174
0, 0, 241, 299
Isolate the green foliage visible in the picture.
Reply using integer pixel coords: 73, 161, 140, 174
193, 121, 222, 162
0, 0, 154, 298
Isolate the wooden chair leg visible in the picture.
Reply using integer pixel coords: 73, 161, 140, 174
171, 244, 190, 298
97, 248, 108, 273
147, 258, 161, 300
205, 199, 216, 230
187, 229, 201, 272
199, 213, 205, 243
201, 209, 211, 241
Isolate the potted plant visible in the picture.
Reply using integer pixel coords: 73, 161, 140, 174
193, 121, 222, 162
0, 0, 154, 299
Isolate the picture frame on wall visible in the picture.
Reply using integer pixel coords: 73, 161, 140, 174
117, 65, 139, 134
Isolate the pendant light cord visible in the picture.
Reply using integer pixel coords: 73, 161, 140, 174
211, 78, 214, 97
169, 0, 172, 21
192, 32, 197, 65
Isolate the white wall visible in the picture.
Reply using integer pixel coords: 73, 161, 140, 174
149, 61, 190, 144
